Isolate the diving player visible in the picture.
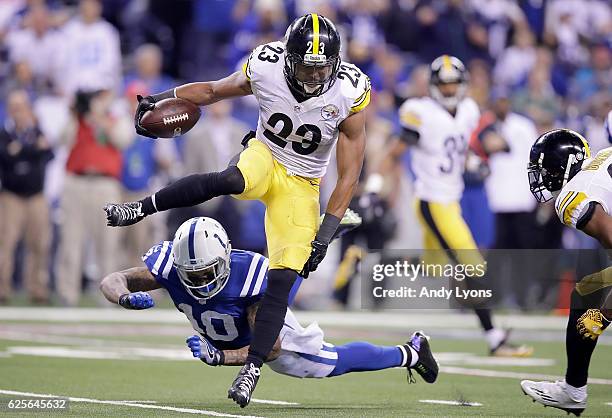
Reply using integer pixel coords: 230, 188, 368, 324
370, 55, 531, 357
103, 14, 370, 406
99, 217, 438, 400
522, 128, 612, 416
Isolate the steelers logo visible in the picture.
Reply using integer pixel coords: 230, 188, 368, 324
321, 104, 340, 120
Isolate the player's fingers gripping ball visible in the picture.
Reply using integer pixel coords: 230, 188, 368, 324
577, 309, 610, 340
118, 292, 154, 310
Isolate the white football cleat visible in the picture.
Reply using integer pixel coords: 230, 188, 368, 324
520, 380, 586, 416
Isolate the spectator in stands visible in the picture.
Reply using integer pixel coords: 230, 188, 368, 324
55, 90, 132, 306
124, 43, 174, 95
469, 0, 527, 60
228, 0, 287, 72
0, 90, 53, 304
493, 26, 537, 89
58, 0, 121, 96
120, 81, 178, 266
569, 42, 612, 104
512, 51, 562, 133
169, 100, 247, 242
484, 88, 538, 249
581, 92, 612, 153
5, 3, 62, 93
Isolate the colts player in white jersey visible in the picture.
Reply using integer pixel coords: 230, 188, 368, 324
371, 55, 531, 357
103, 14, 370, 407
100, 217, 438, 401
522, 129, 612, 416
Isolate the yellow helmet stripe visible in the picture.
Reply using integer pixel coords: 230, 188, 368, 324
311, 13, 320, 55
442, 55, 452, 71
576, 131, 591, 158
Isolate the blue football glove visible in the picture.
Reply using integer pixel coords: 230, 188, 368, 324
186, 335, 224, 366
118, 292, 154, 310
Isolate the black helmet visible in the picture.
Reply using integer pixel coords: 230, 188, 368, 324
528, 129, 591, 202
284, 13, 341, 97
429, 55, 468, 111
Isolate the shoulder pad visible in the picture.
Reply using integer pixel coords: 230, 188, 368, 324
338, 62, 371, 114
555, 189, 592, 228
398, 98, 425, 131
242, 41, 285, 82
231, 251, 269, 298
142, 241, 174, 279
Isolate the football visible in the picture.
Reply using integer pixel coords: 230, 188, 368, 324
140, 97, 201, 138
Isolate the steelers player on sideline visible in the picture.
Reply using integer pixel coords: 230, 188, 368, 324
368, 55, 532, 357
103, 14, 370, 407
521, 128, 612, 416
100, 217, 438, 399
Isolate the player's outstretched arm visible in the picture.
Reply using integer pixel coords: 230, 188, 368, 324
581, 204, 612, 249
134, 71, 252, 138
301, 111, 366, 278
175, 71, 252, 106
100, 267, 162, 309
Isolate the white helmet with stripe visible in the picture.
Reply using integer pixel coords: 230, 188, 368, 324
172, 217, 231, 300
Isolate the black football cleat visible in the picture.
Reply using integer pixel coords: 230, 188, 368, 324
405, 331, 439, 384
228, 363, 261, 408
104, 202, 145, 227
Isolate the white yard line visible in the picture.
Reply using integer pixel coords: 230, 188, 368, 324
419, 400, 482, 407
250, 399, 299, 406
0, 389, 264, 418
0, 308, 569, 330
440, 366, 612, 385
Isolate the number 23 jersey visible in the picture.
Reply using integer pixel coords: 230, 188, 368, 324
242, 41, 371, 178
399, 96, 480, 203
142, 241, 269, 350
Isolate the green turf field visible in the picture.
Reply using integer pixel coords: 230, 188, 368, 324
0, 309, 610, 417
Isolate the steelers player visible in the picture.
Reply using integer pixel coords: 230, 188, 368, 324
370, 55, 531, 357
104, 14, 370, 407
521, 129, 612, 415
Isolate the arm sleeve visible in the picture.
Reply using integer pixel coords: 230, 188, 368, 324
399, 126, 420, 145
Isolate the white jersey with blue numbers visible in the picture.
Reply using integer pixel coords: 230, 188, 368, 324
142, 241, 339, 377
399, 96, 480, 203
242, 41, 371, 178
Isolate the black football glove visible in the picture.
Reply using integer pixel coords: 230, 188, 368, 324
300, 239, 329, 279
104, 201, 146, 227
134, 94, 157, 139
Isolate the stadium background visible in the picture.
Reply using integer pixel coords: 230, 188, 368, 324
0, 1, 612, 416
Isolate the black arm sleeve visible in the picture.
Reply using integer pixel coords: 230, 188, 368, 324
140, 166, 245, 215
576, 201, 597, 230
398, 127, 420, 146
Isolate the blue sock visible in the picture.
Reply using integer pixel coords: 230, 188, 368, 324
328, 342, 405, 377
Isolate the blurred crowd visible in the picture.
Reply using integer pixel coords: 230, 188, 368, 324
0, 0, 611, 308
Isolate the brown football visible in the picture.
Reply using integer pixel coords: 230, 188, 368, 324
140, 97, 201, 138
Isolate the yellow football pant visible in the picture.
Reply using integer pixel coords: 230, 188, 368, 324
414, 199, 485, 268
234, 139, 320, 271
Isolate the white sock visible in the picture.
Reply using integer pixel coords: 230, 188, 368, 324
563, 380, 587, 402
397, 345, 419, 367
485, 328, 505, 349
